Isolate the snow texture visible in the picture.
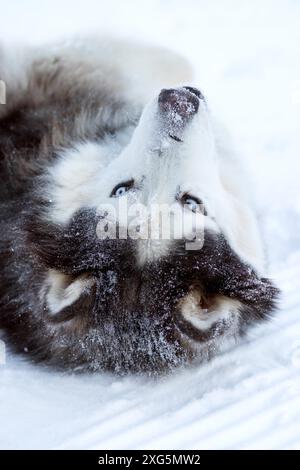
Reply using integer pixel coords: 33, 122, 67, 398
0, 0, 300, 450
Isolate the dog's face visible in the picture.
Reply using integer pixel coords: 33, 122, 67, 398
26, 87, 278, 374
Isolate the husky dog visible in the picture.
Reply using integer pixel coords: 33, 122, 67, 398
0, 38, 279, 374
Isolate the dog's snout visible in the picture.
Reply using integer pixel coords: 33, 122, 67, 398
158, 87, 200, 118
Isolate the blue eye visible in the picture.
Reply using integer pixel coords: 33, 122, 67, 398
115, 186, 127, 197
111, 180, 134, 197
185, 197, 199, 212
180, 193, 207, 215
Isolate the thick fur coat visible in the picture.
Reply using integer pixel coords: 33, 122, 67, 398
0, 38, 279, 374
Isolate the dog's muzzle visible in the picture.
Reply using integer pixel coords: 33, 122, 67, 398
158, 86, 204, 142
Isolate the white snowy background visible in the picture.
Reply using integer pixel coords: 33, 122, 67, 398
0, 0, 300, 450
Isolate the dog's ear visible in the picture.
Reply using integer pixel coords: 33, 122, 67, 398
45, 269, 95, 318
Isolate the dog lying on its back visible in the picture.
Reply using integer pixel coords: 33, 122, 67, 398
0, 37, 279, 374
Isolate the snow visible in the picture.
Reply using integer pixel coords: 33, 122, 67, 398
0, 0, 300, 450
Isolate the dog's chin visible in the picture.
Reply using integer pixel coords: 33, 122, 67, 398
174, 287, 241, 345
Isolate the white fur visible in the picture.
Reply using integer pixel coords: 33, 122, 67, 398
180, 290, 241, 332
46, 270, 94, 316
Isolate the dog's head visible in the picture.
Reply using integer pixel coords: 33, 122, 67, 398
26, 87, 279, 374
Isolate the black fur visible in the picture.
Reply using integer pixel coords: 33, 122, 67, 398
0, 200, 279, 373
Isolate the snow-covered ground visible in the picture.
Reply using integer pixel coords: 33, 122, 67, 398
1, 0, 300, 450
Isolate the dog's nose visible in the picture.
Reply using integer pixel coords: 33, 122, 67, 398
158, 87, 201, 117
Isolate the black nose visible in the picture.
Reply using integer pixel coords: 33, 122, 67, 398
158, 87, 200, 117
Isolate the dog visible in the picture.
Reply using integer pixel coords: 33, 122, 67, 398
0, 37, 279, 374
